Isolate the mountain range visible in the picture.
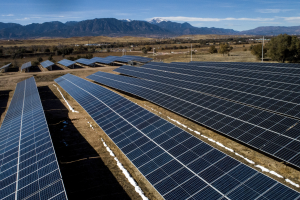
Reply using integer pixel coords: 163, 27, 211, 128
0, 18, 299, 39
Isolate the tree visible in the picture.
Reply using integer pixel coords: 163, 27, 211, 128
32, 61, 39, 67
145, 45, 152, 51
86, 54, 93, 59
208, 45, 218, 54
266, 34, 300, 63
251, 44, 267, 59
219, 43, 233, 56
142, 48, 148, 54
48, 55, 53, 61
37, 57, 43, 63
50, 46, 58, 52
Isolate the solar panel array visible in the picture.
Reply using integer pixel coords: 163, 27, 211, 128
40, 60, 54, 69
74, 56, 152, 66
88, 71, 300, 168
89, 57, 117, 65
0, 77, 67, 200
122, 55, 152, 63
0, 63, 11, 71
57, 59, 76, 67
75, 58, 95, 66
55, 73, 300, 200
143, 62, 300, 108
21, 62, 32, 71
190, 61, 300, 76
148, 62, 300, 93
115, 65, 300, 119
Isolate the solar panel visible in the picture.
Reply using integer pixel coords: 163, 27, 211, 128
0, 63, 11, 72
75, 58, 95, 66
90, 56, 152, 64
57, 59, 76, 67
122, 55, 152, 63
142, 62, 300, 93
114, 65, 300, 119
21, 62, 32, 71
190, 61, 300, 76
89, 57, 115, 65
0, 77, 67, 200
40, 60, 54, 68
87, 71, 300, 169
0, 63, 11, 71
55, 73, 300, 200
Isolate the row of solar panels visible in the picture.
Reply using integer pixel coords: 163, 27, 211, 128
190, 61, 300, 76
0, 77, 67, 199
89, 70, 300, 168
73, 55, 152, 66
54, 73, 300, 200
19, 55, 152, 71
20, 61, 54, 71
111, 62, 300, 169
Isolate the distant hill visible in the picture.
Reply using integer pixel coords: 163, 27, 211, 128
152, 20, 238, 35
0, 22, 21, 30
148, 18, 170, 24
0, 18, 171, 39
0, 18, 300, 39
240, 26, 300, 35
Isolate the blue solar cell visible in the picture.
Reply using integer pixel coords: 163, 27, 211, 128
192, 186, 222, 199
40, 60, 54, 68
21, 62, 32, 70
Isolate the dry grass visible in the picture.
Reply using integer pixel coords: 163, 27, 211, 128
0, 36, 153, 47
161, 50, 258, 63
177, 34, 254, 39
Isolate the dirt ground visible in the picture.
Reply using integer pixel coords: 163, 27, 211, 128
1, 61, 300, 200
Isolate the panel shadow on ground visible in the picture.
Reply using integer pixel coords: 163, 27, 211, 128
38, 86, 131, 200
0, 90, 11, 121
29, 65, 42, 72
51, 64, 65, 70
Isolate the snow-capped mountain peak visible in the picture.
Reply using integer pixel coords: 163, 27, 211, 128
120, 19, 133, 22
148, 18, 169, 24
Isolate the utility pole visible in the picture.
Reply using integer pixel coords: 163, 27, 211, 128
262, 36, 264, 62
191, 43, 192, 62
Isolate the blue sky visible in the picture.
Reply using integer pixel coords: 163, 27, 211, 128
0, 0, 300, 31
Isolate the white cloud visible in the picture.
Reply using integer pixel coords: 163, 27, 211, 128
282, 17, 300, 21
16, 17, 30, 20
256, 9, 293, 13
149, 16, 274, 22
2, 14, 14, 17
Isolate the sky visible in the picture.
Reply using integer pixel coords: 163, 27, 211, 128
0, 0, 300, 31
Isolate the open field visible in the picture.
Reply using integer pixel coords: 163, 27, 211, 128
1, 54, 300, 199
0, 36, 154, 47
177, 34, 254, 39
0, 34, 257, 47
0, 43, 266, 70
